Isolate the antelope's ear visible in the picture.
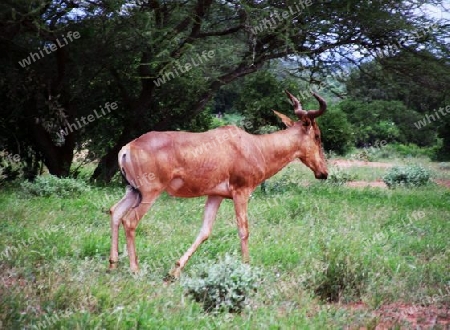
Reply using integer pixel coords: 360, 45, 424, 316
273, 110, 295, 127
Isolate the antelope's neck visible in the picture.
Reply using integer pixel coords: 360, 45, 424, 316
254, 127, 301, 180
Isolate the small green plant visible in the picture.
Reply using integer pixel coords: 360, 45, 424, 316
305, 243, 370, 303
382, 165, 431, 188
182, 255, 260, 313
256, 125, 278, 134
21, 175, 90, 198
327, 167, 356, 185
267, 174, 298, 193
356, 149, 372, 161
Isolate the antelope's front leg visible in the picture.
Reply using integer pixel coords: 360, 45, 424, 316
232, 191, 251, 263
167, 195, 223, 281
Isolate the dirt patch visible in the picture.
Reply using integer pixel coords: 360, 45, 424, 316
372, 303, 450, 329
435, 179, 450, 188
331, 159, 394, 168
346, 180, 388, 188
0, 267, 26, 289
375, 303, 450, 329
340, 302, 450, 329
346, 179, 450, 189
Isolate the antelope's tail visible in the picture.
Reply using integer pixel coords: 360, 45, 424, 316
118, 144, 142, 206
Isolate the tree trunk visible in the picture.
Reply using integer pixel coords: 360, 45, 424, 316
90, 96, 152, 183
28, 119, 75, 177
90, 62, 262, 183
90, 134, 130, 183
24, 97, 75, 178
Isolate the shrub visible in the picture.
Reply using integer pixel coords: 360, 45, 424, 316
385, 143, 435, 159
306, 246, 369, 303
382, 165, 431, 188
262, 168, 299, 194
327, 167, 356, 186
347, 148, 373, 162
0, 152, 23, 183
182, 255, 260, 313
317, 106, 354, 155
256, 125, 278, 134
339, 99, 437, 147
21, 175, 90, 198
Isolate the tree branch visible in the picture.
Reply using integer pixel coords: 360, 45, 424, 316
197, 25, 243, 37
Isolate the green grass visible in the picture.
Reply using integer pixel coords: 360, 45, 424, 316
1, 158, 449, 329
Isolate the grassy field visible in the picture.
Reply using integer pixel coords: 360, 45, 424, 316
1, 157, 449, 329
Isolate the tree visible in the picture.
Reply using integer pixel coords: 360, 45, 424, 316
1, 0, 447, 182
344, 49, 450, 148
220, 69, 300, 132
317, 106, 354, 155
338, 99, 438, 147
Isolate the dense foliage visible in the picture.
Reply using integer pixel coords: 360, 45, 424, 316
317, 106, 354, 155
21, 175, 90, 197
1, 1, 448, 181
182, 255, 260, 313
382, 165, 431, 188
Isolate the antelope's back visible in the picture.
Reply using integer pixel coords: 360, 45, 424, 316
122, 126, 263, 197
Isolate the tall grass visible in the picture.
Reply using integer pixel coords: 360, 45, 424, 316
1, 158, 449, 329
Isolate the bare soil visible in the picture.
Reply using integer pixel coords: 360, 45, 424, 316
346, 180, 388, 188
435, 179, 450, 188
330, 159, 450, 189
341, 302, 450, 329
331, 159, 394, 168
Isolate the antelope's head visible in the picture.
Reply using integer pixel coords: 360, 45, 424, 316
274, 90, 328, 180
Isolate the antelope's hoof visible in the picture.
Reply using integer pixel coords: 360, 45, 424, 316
109, 259, 119, 270
163, 268, 181, 284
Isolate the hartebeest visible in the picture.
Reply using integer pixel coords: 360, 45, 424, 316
109, 90, 328, 279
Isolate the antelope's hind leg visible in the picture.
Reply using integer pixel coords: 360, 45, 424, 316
121, 190, 160, 273
109, 186, 139, 269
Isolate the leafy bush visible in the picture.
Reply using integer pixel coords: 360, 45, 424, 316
21, 175, 90, 198
382, 165, 431, 188
384, 143, 436, 159
262, 168, 300, 194
435, 115, 450, 161
229, 70, 299, 133
210, 116, 227, 129
339, 99, 437, 147
327, 167, 356, 186
256, 125, 279, 134
347, 148, 373, 162
0, 152, 23, 183
317, 105, 354, 155
305, 244, 370, 303
182, 255, 260, 313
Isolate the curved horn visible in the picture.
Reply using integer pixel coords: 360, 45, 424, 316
285, 90, 308, 118
306, 92, 327, 119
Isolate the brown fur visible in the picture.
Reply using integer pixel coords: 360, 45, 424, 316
109, 91, 328, 277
